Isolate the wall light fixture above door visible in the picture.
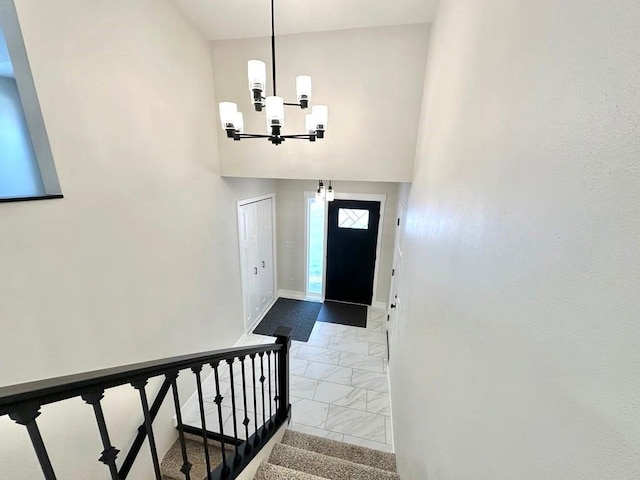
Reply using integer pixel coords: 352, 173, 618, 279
316, 180, 334, 202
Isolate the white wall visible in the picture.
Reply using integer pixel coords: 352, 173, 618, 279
391, 1, 640, 479
0, 1, 274, 478
397, 182, 411, 208
212, 25, 430, 182
275, 179, 398, 305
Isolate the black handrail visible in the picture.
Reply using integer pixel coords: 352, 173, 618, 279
0, 328, 292, 480
0, 343, 281, 414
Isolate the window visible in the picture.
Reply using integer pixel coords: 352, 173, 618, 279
306, 197, 326, 296
338, 208, 369, 229
0, 10, 61, 201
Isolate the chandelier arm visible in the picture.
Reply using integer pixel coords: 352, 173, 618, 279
280, 134, 316, 139
233, 133, 314, 139
236, 133, 274, 139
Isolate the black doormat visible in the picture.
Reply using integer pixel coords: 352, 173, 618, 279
317, 301, 367, 328
253, 298, 322, 342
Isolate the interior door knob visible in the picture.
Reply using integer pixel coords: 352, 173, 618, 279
390, 304, 396, 309
254, 267, 258, 274
262, 261, 265, 268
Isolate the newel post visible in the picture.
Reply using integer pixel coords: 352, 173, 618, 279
274, 326, 292, 423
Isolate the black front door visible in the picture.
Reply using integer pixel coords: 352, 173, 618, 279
325, 199, 381, 305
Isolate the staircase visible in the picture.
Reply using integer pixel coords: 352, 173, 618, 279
1, 326, 400, 480
161, 433, 234, 480
161, 429, 399, 479
255, 430, 399, 479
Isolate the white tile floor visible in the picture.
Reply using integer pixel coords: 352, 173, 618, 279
182, 306, 393, 453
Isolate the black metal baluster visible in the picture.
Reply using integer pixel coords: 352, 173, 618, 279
190, 365, 212, 477
275, 327, 293, 423
226, 358, 241, 461
258, 352, 266, 429
81, 391, 120, 480
239, 356, 251, 452
131, 379, 162, 480
273, 351, 279, 415
166, 371, 191, 480
211, 361, 229, 476
249, 353, 259, 444
9, 406, 57, 480
118, 379, 171, 480
266, 351, 273, 429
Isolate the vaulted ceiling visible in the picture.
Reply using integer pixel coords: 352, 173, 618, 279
173, 0, 437, 40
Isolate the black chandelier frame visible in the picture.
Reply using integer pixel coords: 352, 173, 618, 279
225, 0, 324, 145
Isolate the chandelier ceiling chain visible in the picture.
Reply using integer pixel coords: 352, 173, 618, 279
218, 0, 328, 146
270, 0, 276, 97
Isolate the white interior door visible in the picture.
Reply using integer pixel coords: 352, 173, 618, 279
239, 202, 261, 330
238, 203, 252, 328
238, 195, 277, 333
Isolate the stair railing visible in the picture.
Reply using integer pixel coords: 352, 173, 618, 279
0, 326, 292, 480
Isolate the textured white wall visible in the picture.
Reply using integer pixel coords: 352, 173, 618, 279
0, 1, 274, 478
274, 179, 398, 305
212, 25, 430, 182
397, 183, 411, 207
391, 0, 640, 479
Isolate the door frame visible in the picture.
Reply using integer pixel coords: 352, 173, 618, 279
236, 193, 278, 333
388, 201, 407, 356
304, 191, 386, 306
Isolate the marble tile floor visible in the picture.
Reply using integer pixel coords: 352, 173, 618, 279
183, 306, 393, 452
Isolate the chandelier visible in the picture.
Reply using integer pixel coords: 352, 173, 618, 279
218, 0, 328, 146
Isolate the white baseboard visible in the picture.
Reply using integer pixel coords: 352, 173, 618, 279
277, 289, 307, 300
241, 297, 278, 339
373, 301, 387, 310
387, 365, 395, 450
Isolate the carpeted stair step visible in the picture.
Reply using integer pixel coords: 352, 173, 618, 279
281, 430, 397, 472
160, 436, 231, 480
254, 462, 329, 480
268, 443, 400, 480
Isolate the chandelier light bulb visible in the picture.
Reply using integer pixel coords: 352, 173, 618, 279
248, 60, 267, 92
315, 187, 324, 201
296, 75, 312, 106
312, 105, 328, 130
219, 102, 238, 129
326, 185, 335, 202
265, 96, 285, 128
305, 114, 316, 134
235, 112, 244, 134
